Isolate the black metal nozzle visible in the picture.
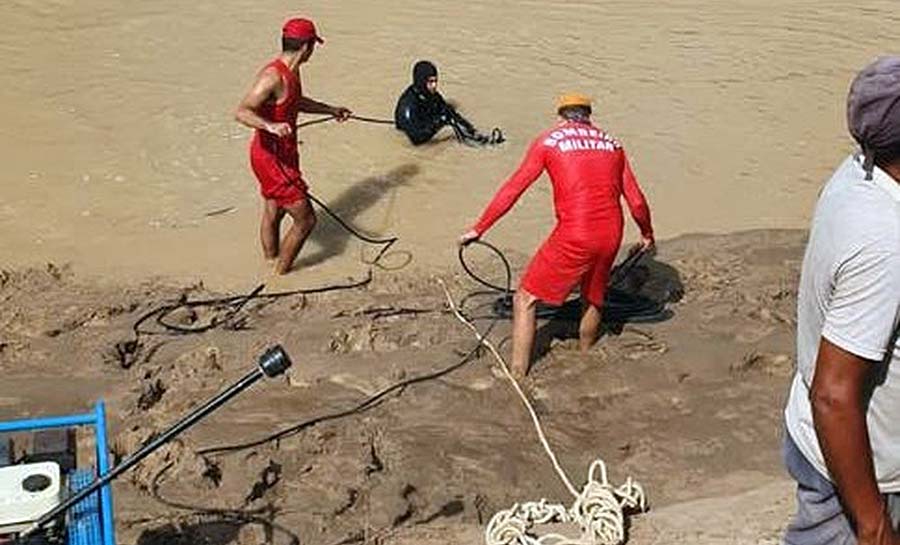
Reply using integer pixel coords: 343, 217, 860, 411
258, 345, 292, 377
18, 345, 293, 540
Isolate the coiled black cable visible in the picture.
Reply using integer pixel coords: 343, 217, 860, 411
457, 239, 668, 323
118, 193, 400, 367
196, 242, 511, 457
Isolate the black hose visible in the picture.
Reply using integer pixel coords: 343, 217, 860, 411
120, 193, 400, 366
149, 462, 301, 545
457, 239, 668, 323
139, 242, 662, 464
608, 247, 650, 287
197, 343, 485, 456
307, 193, 398, 266
457, 240, 512, 294
296, 113, 504, 148
132, 273, 373, 339
16, 347, 291, 539
296, 114, 394, 129
197, 245, 512, 457
349, 114, 395, 125
195, 239, 663, 457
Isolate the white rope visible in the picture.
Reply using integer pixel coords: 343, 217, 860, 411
438, 279, 647, 545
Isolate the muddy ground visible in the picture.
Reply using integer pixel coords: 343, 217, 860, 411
0, 230, 804, 545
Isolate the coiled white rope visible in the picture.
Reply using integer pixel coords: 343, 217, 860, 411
438, 279, 647, 545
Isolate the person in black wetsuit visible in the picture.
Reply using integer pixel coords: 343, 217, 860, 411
394, 60, 502, 146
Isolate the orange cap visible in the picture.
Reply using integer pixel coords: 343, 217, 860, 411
557, 93, 592, 110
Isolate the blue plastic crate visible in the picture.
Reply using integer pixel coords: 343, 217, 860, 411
67, 468, 102, 545
0, 402, 116, 545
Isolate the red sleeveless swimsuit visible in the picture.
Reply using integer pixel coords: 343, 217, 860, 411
249, 59, 307, 207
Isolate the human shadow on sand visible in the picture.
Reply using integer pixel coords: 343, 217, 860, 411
531, 252, 685, 362
295, 163, 420, 269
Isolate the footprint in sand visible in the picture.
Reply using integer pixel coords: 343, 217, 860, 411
328, 373, 386, 397
465, 376, 495, 391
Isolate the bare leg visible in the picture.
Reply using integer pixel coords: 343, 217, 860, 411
260, 199, 284, 260
579, 301, 603, 352
511, 288, 538, 379
275, 199, 317, 275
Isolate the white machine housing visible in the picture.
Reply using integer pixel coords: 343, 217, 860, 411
0, 462, 63, 533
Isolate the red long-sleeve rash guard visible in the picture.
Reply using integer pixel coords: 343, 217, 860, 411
473, 121, 654, 243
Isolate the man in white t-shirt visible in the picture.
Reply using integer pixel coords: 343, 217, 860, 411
784, 56, 900, 545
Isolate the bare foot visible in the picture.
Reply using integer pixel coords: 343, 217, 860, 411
256, 258, 279, 283
273, 259, 293, 276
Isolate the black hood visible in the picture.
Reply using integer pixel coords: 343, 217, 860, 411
412, 60, 438, 91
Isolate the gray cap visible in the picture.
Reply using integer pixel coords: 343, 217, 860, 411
847, 55, 900, 179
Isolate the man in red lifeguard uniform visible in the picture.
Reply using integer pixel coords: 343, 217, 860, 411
460, 94, 655, 379
235, 18, 351, 275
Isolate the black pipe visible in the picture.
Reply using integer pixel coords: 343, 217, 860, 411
607, 246, 650, 287
457, 240, 666, 322
18, 345, 292, 538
